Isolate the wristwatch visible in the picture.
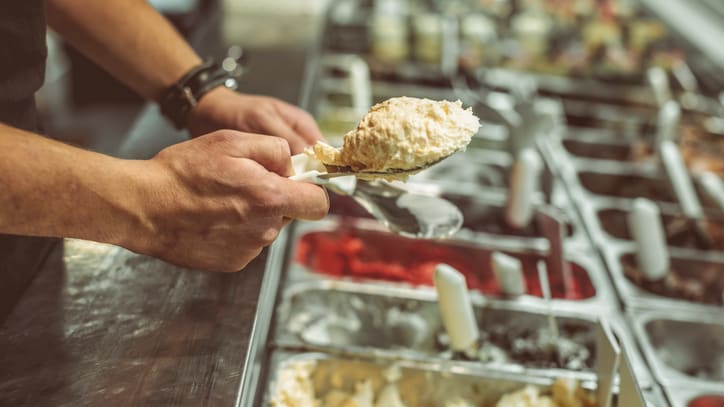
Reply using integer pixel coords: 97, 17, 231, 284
159, 59, 240, 130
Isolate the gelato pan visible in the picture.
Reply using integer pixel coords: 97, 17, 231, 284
578, 171, 717, 208
563, 126, 724, 177
294, 227, 595, 299
269, 355, 596, 407
309, 97, 480, 177
442, 193, 575, 238
621, 253, 724, 305
644, 318, 724, 382
278, 287, 596, 371
598, 208, 724, 251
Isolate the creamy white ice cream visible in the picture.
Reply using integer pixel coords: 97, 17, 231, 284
495, 378, 595, 407
271, 361, 318, 407
496, 386, 557, 407
310, 97, 480, 178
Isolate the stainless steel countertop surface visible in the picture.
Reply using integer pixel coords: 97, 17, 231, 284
0, 9, 320, 405
0, 240, 266, 406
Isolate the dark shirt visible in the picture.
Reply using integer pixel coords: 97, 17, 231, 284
0, 0, 58, 322
0, 0, 47, 132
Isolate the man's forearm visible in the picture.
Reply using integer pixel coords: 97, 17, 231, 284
0, 123, 151, 245
46, 0, 202, 101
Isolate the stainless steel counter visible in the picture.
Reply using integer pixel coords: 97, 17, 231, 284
0, 240, 265, 406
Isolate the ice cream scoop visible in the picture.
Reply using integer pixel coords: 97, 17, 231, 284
292, 153, 464, 239
309, 97, 480, 180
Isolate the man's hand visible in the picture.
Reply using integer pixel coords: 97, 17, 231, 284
187, 87, 324, 154
131, 130, 329, 272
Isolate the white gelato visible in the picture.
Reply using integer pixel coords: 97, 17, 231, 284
310, 97, 480, 178
496, 385, 556, 407
271, 361, 318, 407
495, 379, 596, 407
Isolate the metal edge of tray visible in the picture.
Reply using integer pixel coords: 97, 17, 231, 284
270, 277, 652, 389
641, 383, 672, 407
627, 308, 724, 392
601, 240, 724, 314
235, 225, 293, 407
261, 350, 597, 406
285, 216, 616, 311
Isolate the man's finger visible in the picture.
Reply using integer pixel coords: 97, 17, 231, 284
276, 102, 324, 145
276, 177, 329, 220
222, 132, 293, 176
260, 114, 308, 155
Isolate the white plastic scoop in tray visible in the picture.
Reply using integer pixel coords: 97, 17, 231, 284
434, 263, 479, 354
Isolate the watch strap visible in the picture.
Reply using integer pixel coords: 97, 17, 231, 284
159, 60, 239, 130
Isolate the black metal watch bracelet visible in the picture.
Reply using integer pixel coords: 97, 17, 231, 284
158, 60, 239, 130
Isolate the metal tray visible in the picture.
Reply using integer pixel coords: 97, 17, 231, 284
264, 351, 598, 406
551, 146, 723, 252
602, 242, 724, 312
286, 217, 615, 310
629, 309, 724, 392
271, 279, 651, 386
594, 204, 724, 253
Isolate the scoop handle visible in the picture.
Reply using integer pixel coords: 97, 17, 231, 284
627, 198, 669, 281
289, 153, 357, 195
434, 264, 479, 352
659, 141, 703, 219
289, 170, 325, 183
505, 148, 542, 228
492, 251, 526, 296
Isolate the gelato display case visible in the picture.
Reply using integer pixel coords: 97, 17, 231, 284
238, 1, 724, 406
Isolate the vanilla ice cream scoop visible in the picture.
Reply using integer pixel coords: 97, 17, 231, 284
310, 96, 480, 179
